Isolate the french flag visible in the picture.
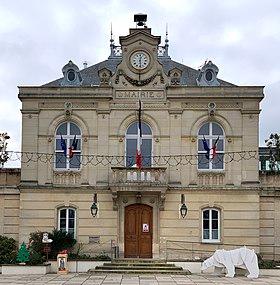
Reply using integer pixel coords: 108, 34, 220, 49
136, 100, 142, 168
202, 136, 219, 160
69, 135, 78, 158
210, 136, 219, 159
60, 135, 67, 156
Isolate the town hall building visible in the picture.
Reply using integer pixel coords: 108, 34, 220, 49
0, 14, 279, 261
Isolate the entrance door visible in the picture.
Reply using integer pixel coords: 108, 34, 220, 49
124, 204, 153, 258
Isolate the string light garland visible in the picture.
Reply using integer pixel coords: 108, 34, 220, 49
5, 150, 258, 167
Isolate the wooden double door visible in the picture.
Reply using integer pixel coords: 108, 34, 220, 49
124, 204, 153, 258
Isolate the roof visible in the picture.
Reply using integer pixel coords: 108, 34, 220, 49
43, 57, 236, 87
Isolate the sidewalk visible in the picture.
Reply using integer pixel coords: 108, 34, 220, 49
0, 273, 280, 285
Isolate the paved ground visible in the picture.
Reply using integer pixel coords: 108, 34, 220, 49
0, 274, 280, 285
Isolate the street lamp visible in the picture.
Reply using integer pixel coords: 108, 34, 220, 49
90, 193, 98, 217
180, 194, 188, 219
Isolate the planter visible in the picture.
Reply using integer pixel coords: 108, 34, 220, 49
49, 260, 104, 273
2, 263, 51, 275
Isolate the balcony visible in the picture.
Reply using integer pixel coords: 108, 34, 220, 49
110, 167, 167, 210
110, 167, 167, 186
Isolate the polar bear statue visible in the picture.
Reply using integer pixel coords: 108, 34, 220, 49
201, 246, 259, 278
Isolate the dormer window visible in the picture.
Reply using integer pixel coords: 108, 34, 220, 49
196, 60, 220, 87
67, 69, 76, 82
61, 60, 83, 86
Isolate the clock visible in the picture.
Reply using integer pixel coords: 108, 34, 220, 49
130, 51, 150, 70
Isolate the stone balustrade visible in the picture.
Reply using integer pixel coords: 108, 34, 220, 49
110, 167, 167, 186
260, 172, 280, 187
53, 171, 81, 185
197, 172, 225, 186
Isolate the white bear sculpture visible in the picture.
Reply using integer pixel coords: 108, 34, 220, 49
201, 246, 259, 278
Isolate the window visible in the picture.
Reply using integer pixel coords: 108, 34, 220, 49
125, 122, 152, 167
197, 122, 224, 170
58, 208, 76, 237
67, 69, 76, 82
55, 122, 82, 170
202, 208, 220, 242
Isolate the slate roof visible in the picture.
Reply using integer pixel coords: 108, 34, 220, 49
43, 57, 235, 87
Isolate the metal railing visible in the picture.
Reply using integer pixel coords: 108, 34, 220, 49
164, 240, 280, 261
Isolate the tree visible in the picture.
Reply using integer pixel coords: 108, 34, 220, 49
16, 242, 30, 264
265, 133, 280, 172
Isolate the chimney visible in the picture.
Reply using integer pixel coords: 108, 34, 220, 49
83, 61, 88, 69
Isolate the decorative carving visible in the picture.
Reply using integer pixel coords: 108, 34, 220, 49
136, 192, 142, 203
64, 102, 72, 119
208, 102, 216, 117
112, 191, 118, 210
197, 172, 225, 186
53, 171, 81, 185
159, 192, 166, 211
98, 68, 112, 86
169, 67, 182, 86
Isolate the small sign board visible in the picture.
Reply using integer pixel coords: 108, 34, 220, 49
142, 223, 149, 233
89, 236, 100, 244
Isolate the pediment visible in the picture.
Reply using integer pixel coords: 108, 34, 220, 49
120, 29, 161, 47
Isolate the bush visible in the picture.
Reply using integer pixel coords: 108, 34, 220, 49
257, 254, 280, 269
29, 229, 76, 259
28, 250, 46, 265
0, 235, 17, 264
49, 229, 76, 258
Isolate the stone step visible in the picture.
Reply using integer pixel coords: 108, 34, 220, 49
95, 265, 182, 270
90, 269, 190, 275
114, 259, 165, 263
102, 262, 176, 267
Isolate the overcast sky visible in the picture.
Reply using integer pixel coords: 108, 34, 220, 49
0, 0, 279, 167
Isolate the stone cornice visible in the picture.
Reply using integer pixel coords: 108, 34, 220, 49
167, 86, 264, 100
18, 184, 109, 193
18, 86, 113, 100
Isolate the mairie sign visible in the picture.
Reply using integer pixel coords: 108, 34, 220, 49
115, 90, 166, 101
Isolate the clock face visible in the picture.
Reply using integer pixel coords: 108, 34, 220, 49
130, 51, 150, 70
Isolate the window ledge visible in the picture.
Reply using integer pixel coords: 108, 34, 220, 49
54, 169, 81, 173
201, 240, 221, 244
197, 170, 225, 174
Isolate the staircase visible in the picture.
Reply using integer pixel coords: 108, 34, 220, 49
89, 259, 190, 275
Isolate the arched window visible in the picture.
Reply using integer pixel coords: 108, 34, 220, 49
58, 207, 76, 237
125, 122, 152, 167
55, 122, 82, 170
197, 122, 224, 170
202, 208, 220, 242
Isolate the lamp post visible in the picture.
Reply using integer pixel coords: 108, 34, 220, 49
180, 194, 188, 219
90, 193, 98, 217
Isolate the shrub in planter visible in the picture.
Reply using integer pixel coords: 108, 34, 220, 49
28, 250, 46, 265
48, 229, 76, 258
29, 231, 45, 253
29, 229, 76, 260
0, 235, 17, 264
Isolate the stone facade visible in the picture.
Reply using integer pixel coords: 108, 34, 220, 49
1, 18, 279, 260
